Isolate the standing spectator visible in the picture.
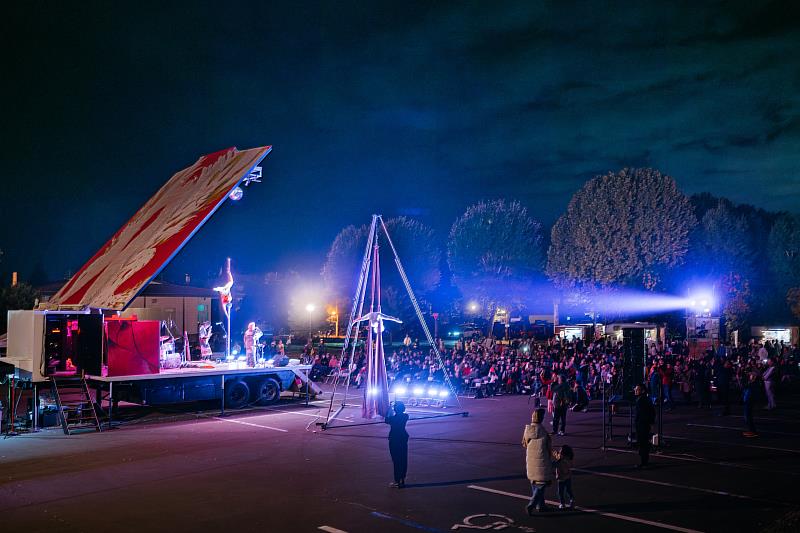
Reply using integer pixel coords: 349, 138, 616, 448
634, 383, 655, 469
659, 363, 674, 409
715, 359, 732, 416
551, 374, 570, 436
523, 408, 554, 514
763, 358, 778, 410
385, 401, 409, 488
554, 444, 575, 509
695, 361, 711, 409
742, 372, 759, 437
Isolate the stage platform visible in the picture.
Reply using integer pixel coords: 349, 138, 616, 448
87, 363, 312, 383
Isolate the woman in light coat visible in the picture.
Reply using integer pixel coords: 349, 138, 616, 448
522, 408, 554, 513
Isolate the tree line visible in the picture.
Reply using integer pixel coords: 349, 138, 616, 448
323, 168, 800, 334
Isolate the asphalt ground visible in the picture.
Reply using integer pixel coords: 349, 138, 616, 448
2, 387, 799, 533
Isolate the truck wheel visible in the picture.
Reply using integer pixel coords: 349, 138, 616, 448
225, 380, 250, 409
253, 377, 281, 406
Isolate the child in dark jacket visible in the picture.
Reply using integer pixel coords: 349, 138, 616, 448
554, 444, 575, 509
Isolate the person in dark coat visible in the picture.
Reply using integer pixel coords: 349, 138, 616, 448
551, 374, 570, 435
385, 401, 410, 487
742, 372, 759, 437
634, 384, 655, 469
714, 359, 732, 416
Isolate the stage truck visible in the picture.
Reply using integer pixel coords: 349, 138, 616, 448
1, 146, 321, 434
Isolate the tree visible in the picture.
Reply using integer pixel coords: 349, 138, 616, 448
547, 168, 695, 290
768, 213, 800, 290
322, 217, 441, 326
692, 202, 756, 278
447, 199, 544, 311
721, 273, 751, 334
787, 288, 800, 322
769, 214, 800, 321
685, 202, 761, 331
0, 282, 39, 334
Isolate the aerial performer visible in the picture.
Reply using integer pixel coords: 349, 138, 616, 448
214, 257, 234, 359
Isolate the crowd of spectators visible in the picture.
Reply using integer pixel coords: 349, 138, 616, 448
309, 333, 800, 415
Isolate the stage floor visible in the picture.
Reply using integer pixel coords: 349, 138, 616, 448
88, 362, 311, 382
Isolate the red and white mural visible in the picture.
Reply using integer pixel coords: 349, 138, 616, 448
41, 146, 271, 310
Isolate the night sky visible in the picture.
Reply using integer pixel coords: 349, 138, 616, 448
3, 1, 800, 286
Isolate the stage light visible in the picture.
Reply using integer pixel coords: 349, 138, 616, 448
367, 387, 378, 396
427, 387, 438, 396
412, 386, 424, 396
469, 302, 478, 312
703, 308, 711, 314
305, 303, 316, 313
438, 390, 449, 398
393, 385, 407, 395
229, 186, 244, 201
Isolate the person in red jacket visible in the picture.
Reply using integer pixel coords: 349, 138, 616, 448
659, 363, 674, 409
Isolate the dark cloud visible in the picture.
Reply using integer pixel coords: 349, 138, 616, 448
1, 1, 799, 284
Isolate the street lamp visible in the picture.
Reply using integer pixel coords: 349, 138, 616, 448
305, 303, 316, 351
468, 302, 478, 312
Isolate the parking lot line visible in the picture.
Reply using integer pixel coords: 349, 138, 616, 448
468, 485, 705, 533
211, 416, 288, 432
604, 446, 800, 476
664, 434, 800, 454
686, 423, 800, 437
572, 468, 777, 504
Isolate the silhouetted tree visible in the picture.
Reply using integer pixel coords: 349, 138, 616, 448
447, 199, 543, 312
0, 282, 39, 334
547, 168, 695, 290
322, 217, 441, 327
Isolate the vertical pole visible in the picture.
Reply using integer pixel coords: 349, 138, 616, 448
32, 382, 39, 432
108, 381, 114, 430
602, 380, 606, 450
220, 374, 226, 417
306, 367, 310, 406
8, 376, 18, 436
226, 312, 231, 361
657, 376, 664, 450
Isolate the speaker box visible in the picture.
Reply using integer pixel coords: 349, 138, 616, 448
622, 328, 645, 400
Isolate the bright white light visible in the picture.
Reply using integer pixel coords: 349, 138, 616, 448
229, 186, 244, 201
427, 388, 438, 396
700, 299, 708, 307
393, 385, 407, 395
703, 308, 711, 314
450, 331, 460, 337
469, 302, 478, 311
438, 390, 449, 398
412, 387, 424, 396
367, 387, 378, 396
305, 303, 316, 313
690, 300, 697, 307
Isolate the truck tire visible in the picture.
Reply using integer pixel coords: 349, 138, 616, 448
225, 379, 250, 409
253, 377, 281, 406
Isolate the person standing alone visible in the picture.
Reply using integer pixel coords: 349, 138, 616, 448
634, 384, 655, 469
763, 358, 778, 410
385, 401, 409, 487
551, 374, 569, 436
